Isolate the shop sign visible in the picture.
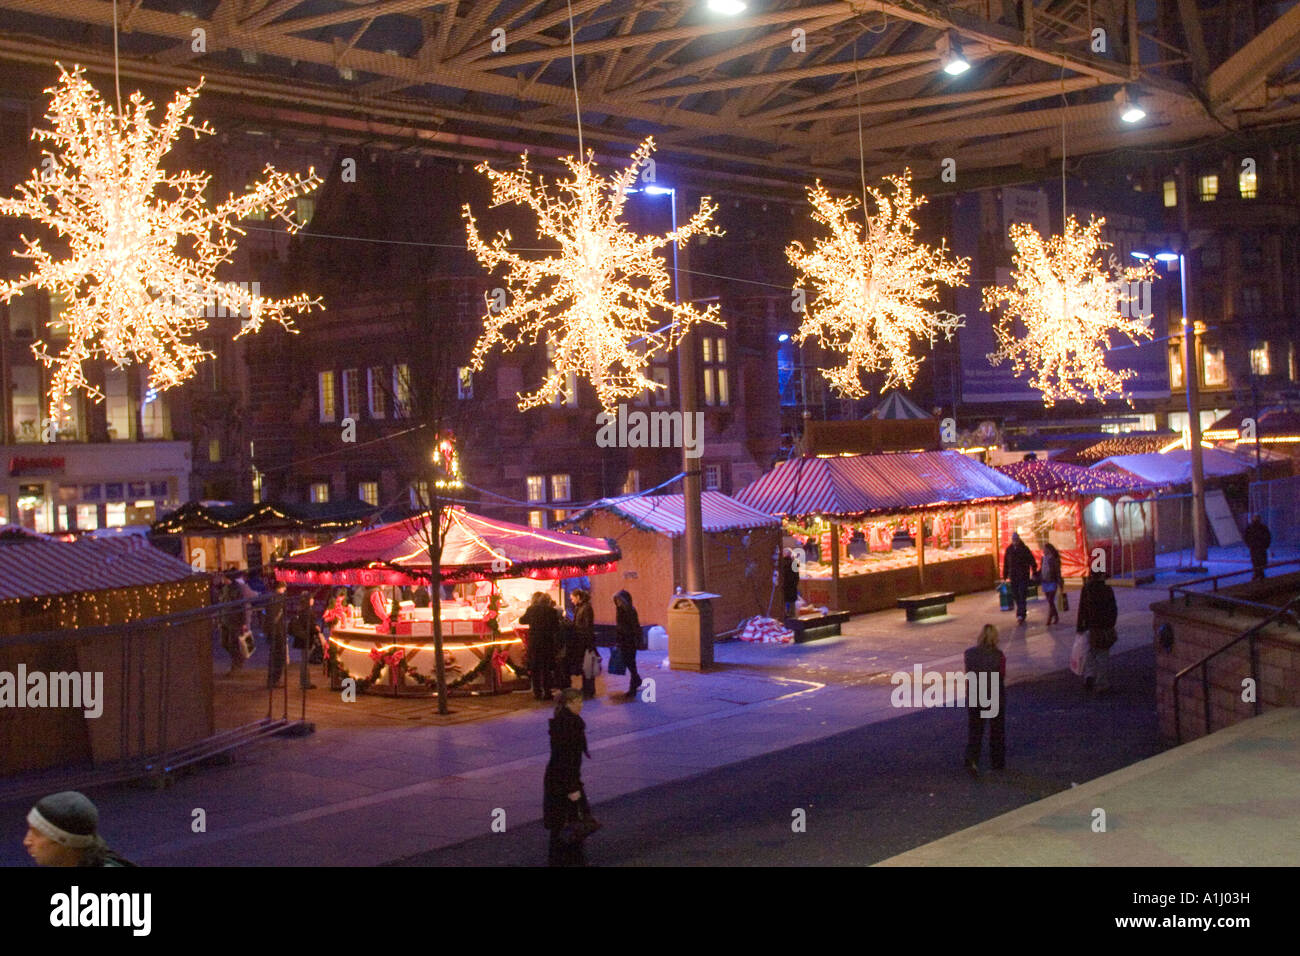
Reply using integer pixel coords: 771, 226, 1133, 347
9, 456, 65, 476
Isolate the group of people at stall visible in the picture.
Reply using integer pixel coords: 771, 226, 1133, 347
521, 588, 644, 703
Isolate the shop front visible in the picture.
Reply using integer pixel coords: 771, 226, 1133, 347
736, 451, 1028, 615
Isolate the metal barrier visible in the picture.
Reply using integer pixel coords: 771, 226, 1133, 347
1250, 476, 1300, 549
1167, 559, 1300, 607
0, 593, 314, 801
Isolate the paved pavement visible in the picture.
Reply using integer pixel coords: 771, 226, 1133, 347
2, 577, 1175, 866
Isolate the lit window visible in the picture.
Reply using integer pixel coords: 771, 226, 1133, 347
392, 364, 410, 418
528, 509, 546, 529
318, 371, 336, 421
342, 369, 363, 419
368, 367, 387, 419
457, 366, 473, 400
623, 470, 640, 494
702, 336, 729, 407
1290, 344, 1297, 382
358, 481, 379, 506
310, 482, 330, 503
1202, 346, 1226, 386
1250, 343, 1271, 376
1162, 178, 1177, 207
526, 475, 546, 502
296, 197, 315, 225
550, 474, 571, 501
75, 503, 99, 530
1198, 174, 1218, 202
106, 502, 126, 527
1169, 343, 1183, 388
1239, 165, 1257, 199
56, 504, 71, 531
704, 465, 721, 490
208, 438, 221, 463
651, 365, 671, 406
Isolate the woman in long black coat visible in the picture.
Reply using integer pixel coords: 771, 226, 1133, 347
570, 589, 596, 698
613, 589, 642, 699
544, 688, 593, 866
520, 592, 561, 700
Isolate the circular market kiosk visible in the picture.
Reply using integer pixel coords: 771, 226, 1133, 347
275, 508, 620, 696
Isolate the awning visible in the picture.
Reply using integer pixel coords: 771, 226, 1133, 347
275, 508, 620, 586
566, 491, 779, 536
994, 459, 1157, 495
152, 500, 386, 535
734, 450, 1029, 519
0, 537, 199, 602
1093, 449, 1252, 485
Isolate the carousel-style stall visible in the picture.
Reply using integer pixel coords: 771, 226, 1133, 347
735, 451, 1029, 614
563, 491, 781, 635
992, 459, 1158, 580
275, 508, 620, 696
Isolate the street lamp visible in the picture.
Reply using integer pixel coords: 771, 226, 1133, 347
1133, 247, 1207, 567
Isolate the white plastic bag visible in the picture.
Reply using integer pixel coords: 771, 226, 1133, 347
1069, 632, 1088, 676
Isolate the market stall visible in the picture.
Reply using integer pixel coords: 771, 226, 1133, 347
993, 459, 1158, 580
564, 491, 780, 634
274, 508, 619, 695
735, 451, 1029, 614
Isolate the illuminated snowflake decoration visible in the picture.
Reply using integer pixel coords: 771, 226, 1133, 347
982, 216, 1157, 406
786, 170, 969, 398
462, 137, 722, 411
0, 66, 321, 421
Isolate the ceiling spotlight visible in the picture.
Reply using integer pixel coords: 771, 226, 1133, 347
706, 0, 747, 14
940, 32, 970, 76
1117, 87, 1146, 123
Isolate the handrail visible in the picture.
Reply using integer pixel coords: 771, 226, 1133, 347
1167, 558, 1300, 604
1172, 595, 1300, 744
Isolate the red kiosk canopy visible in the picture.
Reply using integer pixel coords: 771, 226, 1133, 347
275, 508, 620, 587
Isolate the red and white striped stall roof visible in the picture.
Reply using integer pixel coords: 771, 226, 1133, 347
734, 451, 1029, 518
572, 491, 780, 536
0, 536, 198, 602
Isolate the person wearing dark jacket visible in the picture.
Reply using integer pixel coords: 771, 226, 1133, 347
521, 592, 562, 700
265, 580, 289, 688
780, 550, 800, 618
217, 574, 245, 675
543, 689, 595, 866
23, 791, 135, 867
614, 589, 642, 699
963, 625, 1006, 775
1075, 571, 1118, 693
1002, 532, 1038, 624
570, 589, 597, 698
1243, 515, 1272, 581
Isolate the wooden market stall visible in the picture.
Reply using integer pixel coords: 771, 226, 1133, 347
275, 508, 620, 696
734, 451, 1029, 614
992, 459, 1158, 580
0, 535, 210, 774
564, 491, 781, 635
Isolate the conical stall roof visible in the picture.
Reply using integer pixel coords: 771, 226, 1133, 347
871, 391, 932, 420
274, 508, 620, 587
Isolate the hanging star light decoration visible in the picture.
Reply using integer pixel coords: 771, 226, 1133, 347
982, 215, 1156, 406
786, 169, 969, 398
462, 137, 722, 411
0, 65, 321, 421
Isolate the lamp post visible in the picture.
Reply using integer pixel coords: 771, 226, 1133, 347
1134, 248, 1207, 566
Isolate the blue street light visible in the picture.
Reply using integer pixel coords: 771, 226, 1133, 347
778, 333, 790, 343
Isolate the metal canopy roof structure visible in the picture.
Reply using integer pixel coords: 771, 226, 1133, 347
1, 1, 1300, 190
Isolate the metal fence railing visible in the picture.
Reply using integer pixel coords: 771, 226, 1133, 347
1250, 476, 1300, 549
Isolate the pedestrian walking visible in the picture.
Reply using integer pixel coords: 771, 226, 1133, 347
614, 589, 643, 699
543, 689, 599, 866
963, 625, 1006, 776
1076, 571, 1118, 694
23, 791, 135, 867
1243, 514, 1272, 581
1002, 532, 1038, 624
570, 589, 597, 699
780, 550, 800, 618
265, 580, 289, 688
1040, 543, 1065, 625
217, 573, 244, 675
521, 591, 562, 700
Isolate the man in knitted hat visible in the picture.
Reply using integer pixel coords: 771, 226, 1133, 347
23, 791, 134, 867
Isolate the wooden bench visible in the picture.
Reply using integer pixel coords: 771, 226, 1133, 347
784, 611, 851, 643
897, 591, 956, 622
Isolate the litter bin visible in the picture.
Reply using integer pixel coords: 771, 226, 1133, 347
666, 591, 719, 671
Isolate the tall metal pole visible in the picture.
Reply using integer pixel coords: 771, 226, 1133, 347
672, 187, 707, 592
1181, 253, 1208, 563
